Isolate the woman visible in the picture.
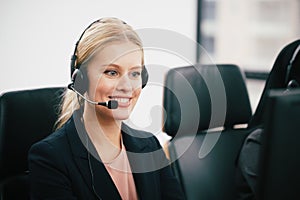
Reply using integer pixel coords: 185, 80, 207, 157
28, 17, 185, 200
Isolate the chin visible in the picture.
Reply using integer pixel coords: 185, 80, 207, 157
111, 109, 132, 120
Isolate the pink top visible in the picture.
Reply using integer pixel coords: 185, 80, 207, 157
104, 142, 139, 200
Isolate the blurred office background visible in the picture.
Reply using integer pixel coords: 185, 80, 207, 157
199, 0, 300, 110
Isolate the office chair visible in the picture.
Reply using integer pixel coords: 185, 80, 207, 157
0, 87, 65, 200
163, 64, 252, 200
257, 89, 300, 200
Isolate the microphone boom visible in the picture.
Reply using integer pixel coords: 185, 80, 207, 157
68, 84, 118, 109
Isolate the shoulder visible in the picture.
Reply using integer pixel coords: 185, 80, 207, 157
239, 128, 264, 176
244, 128, 263, 145
241, 128, 264, 159
121, 123, 162, 151
28, 123, 71, 166
30, 125, 68, 152
122, 123, 155, 137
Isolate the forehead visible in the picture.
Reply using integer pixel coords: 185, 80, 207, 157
92, 41, 143, 65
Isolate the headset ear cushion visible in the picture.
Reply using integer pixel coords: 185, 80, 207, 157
142, 66, 149, 89
72, 69, 88, 94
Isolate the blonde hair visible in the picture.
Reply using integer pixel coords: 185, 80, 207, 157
55, 17, 144, 129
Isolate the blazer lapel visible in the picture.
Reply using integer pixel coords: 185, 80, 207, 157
66, 113, 121, 200
89, 151, 122, 200
121, 123, 160, 200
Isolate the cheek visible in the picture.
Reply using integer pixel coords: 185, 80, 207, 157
96, 81, 114, 94
89, 78, 114, 98
130, 78, 143, 91
133, 88, 142, 99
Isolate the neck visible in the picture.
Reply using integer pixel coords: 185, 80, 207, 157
83, 106, 123, 163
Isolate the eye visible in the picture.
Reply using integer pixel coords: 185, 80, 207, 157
104, 70, 119, 77
130, 71, 141, 79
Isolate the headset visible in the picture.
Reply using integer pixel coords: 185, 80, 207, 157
67, 19, 149, 108
285, 44, 300, 90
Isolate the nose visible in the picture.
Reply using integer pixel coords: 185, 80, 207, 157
116, 74, 133, 92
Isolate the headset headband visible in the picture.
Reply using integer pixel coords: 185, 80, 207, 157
70, 19, 128, 77
70, 19, 102, 77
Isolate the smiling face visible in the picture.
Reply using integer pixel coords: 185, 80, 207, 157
86, 41, 143, 121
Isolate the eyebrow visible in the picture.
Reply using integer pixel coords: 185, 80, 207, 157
102, 63, 143, 69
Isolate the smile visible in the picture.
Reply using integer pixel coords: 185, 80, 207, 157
109, 96, 132, 107
111, 97, 130, 103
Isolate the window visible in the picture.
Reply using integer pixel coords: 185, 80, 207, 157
198, 0, 300, 110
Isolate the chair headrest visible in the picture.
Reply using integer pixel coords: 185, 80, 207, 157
163, 64, 252, 137
0, 87, 65, 180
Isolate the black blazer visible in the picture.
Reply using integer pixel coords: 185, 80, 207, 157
28, 112, 185, 200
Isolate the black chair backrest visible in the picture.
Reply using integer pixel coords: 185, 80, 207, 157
163, 64, 252, 200
163, 64, 252, 137
0, 87, 65, 200
258, 89, 300, 200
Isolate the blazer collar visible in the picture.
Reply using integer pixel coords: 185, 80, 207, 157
65, 112, 121, 199
65, 111, 158, 200
120, 123, 161, 200
65, 111, 150, 158
121, 123, 150, 153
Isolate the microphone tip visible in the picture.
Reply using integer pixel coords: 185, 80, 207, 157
108, 100, 118, 109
